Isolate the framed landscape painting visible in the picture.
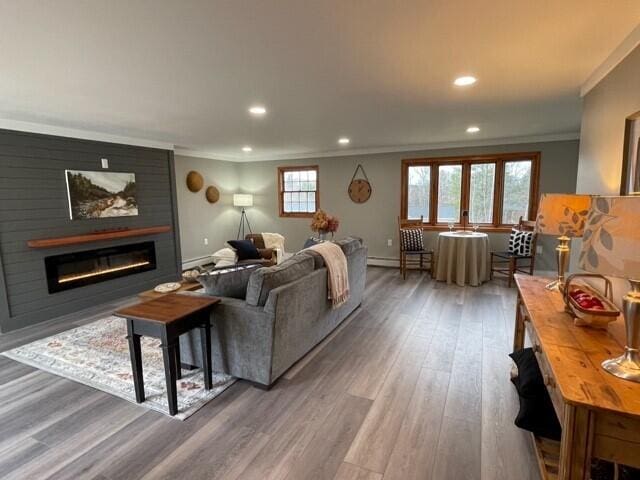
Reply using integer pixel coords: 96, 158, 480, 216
65, 170, 138, 219
621, 111, 640, 195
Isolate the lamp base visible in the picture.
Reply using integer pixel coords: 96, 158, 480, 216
602, 348, 640, 383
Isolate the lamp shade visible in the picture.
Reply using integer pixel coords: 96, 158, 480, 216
535, 193, 592, 237
233, 194, 253, 207
579, 196, 640, 279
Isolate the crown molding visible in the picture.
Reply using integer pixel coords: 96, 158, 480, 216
581, 24, 640, 97
0, 118, 174, 150
176, 132, 580, 163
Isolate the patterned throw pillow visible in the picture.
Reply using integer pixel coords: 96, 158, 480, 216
400, 228, 424, 252
508, 229, 534, 256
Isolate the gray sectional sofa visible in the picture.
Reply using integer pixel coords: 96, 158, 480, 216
180, 237, 367, 388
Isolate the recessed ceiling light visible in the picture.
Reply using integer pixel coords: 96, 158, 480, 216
338, 137, 350, 145
454, 76, 477, 86
248, 106, 267, 116
242, 146, 253, 152
466, 126, 480, 133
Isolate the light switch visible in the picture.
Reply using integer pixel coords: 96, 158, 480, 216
101, 158, 109, 169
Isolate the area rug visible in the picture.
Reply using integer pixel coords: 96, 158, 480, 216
1, 316, 235, 420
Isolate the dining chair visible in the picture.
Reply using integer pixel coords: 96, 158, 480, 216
398, 216, 433, 279
490, 216, 538, 287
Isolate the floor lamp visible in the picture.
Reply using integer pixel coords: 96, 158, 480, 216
234, 194, 253, 240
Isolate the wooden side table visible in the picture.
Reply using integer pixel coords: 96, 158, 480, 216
115, 293, 220, 416
513, 274, 640, 479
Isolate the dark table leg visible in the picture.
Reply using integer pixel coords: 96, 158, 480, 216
161, 339, 179, 416
126, 319, 145, 403
199, 316, 212, 390
175, 339, 182, 380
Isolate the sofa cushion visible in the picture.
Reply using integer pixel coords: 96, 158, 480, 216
246, 254, 314, 306
196, 264, 261, 299
334, 236, 363, 256
227, 239, 261, 261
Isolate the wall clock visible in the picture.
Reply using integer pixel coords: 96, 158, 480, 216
348, 164, 372, 203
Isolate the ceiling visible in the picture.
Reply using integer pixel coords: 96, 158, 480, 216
0, 1, 638, 161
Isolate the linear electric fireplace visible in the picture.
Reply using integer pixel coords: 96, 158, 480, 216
45, 241, 157, 293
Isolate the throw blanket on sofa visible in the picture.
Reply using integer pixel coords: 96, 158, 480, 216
261, 232, 285, 252
307, 242, 350, 308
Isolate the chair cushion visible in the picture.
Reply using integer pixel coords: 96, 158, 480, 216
227, 239, 261, 261
212, 247, 237, 264
245, 254, 314, 306
196, 264, 261, 299
400, 228, 424, 251
508, 229, 534, 256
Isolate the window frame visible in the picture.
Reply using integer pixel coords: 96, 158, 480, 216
400, 152, 540, 232
277, 165, 320, 218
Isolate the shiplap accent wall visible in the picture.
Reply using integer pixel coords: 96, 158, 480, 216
0, 129, 181, 333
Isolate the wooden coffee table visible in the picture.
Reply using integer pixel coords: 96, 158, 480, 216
115, 293, 220, 416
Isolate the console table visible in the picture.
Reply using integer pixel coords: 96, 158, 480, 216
115, 293, 220, 416
513, 274, 640, 479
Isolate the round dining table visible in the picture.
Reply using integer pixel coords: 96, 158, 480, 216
435, 231, 490, 287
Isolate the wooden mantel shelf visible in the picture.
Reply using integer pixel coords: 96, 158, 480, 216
27, 225, 172, 249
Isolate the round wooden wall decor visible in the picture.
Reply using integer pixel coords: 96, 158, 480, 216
186, 171, 204, 192
348, 164, 372, 203
205, 186, 220, 203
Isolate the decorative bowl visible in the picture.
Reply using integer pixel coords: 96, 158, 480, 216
153, 282, 181, 293
182, 269, 201, 282
563, 274, 620, 329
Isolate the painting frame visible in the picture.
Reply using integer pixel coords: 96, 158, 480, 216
620, 110, 640, 195
65, 170, 138, 220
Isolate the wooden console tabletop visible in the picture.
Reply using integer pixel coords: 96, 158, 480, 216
513, 274, 640, 479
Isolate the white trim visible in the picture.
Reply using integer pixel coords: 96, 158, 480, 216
175, 132, 580, 163
581, 24, 640, 97
367, 257, 400, 268
182, 255, 213, 270
0, 118, 174, 150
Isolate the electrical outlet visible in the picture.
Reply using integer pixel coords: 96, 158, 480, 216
204, 238, 209, 246
387, 239, 393, 247
101, 158, 109, 169
536, 245, 543, 255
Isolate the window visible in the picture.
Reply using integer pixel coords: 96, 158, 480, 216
502, 160, 532, 224
407, 165, 430, 220
437, 164, 462, 223
401, 152, 540, 231
469, 163, 496, 224
278, 165, 319, 217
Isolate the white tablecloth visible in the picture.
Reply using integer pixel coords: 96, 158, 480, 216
435, 232, 489, 286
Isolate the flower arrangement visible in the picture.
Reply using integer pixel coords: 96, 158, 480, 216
311, 209, 340, 239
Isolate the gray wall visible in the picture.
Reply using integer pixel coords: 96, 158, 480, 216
174, 155, 241, 264
577, 44, 640, 196
575, 44, 640, 304
0, 129, 181, 333
177, 140, 579, 272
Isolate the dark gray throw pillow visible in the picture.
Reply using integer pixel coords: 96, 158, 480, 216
196, 264, 260, 299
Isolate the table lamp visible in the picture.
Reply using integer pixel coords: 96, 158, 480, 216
233, 194, 253, 239
535, 193, 592, 291
579, 196, 640, 382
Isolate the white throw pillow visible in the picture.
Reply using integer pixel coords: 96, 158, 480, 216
212, 247, 237, 265
214, 259, 236, 268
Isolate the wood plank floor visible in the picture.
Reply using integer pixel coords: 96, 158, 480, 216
0, 267, 539, 480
